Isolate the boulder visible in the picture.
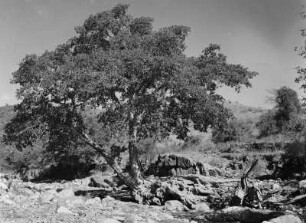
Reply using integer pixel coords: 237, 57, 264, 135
147, 211, 174, 222
262, 214, 302, 223
164, 200, 186, 212
124, 214, 141, 223
40, 190, 57, 203
146, 154, 223, 177
176, 156, 193, 168
196, 163, 222, 177
159, 155, 177, 167
271, 182, 281, 191
57, 188, 75, 199
240, 209, 284, 223
0, 181, 8, 190
56, 206, 74, 215
85, 197, 101, 206
19, 187, 35, 196
101, 196, 116, 209
65, 196, 85, 207
0, 194, 15, 205
88, 174, 113, 190
96, 218, 121, 223
193, 203, 211, 212
299, 179, 306, 192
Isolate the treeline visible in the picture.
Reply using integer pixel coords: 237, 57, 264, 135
213, 86, 305, 143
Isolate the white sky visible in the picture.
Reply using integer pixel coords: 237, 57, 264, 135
0, 0, 305, 108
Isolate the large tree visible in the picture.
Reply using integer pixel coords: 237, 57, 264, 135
4, 4, 257, 196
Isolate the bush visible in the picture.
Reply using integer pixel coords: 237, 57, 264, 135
284, 115, 305, 133
280, 141, 306, 179
2, 106, 117, 180
256, 110, 278, 137
212, 119, 238, 143
256, 110, 306, 139
5, 141, 98, 180
212, 118, 255, 143
136, 138, 159, 173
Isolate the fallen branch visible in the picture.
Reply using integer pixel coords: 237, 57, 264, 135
180, 175, 240, 185
231, 159, 263, 209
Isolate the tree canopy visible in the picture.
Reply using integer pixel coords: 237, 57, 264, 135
4, 4, 257, 188
274, 86, 301, 124
256, 86, 302, 137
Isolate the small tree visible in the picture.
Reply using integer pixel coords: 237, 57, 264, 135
3, 5, 257, 197
274, 86, 301, 129
256, 87, 301, 137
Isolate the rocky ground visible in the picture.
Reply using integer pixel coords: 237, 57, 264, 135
1, 151, 306, 223
0, 174, 182, 223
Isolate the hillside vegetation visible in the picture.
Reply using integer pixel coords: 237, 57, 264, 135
0, 105, 15, 172
226, 101, 265, 121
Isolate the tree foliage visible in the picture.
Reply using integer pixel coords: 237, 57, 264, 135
212, 118, 239, 143
274, 86, 301, 126
256, 110, 278, 137
4, 4, 257, 188
213, 118, 257, 143
256, 87, 301, 137
281, 141, 306, 179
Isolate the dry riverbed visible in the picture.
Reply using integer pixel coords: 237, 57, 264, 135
0, 173, 305, 223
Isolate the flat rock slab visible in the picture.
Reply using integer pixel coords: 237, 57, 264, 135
74, 187, 134, 202
263, 214, 302, 223
176, 207, 286, 223
74, 187, 112, 197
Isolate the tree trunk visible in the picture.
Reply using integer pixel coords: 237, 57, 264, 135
80, 131, 140, 190
79, 131, 153, 204
128, 142, 142, 185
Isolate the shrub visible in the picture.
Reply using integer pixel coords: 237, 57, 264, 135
256, 110, 278, 137
5, 141, 97, 180
136, 138, 158, 173
212, 119, 238, 143
212, 118, 255, 143
285, 119, 303, 135
274, 86, 301, 125
280, 141, 306, 179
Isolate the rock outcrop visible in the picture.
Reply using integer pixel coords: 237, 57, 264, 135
145, 155, 222, 177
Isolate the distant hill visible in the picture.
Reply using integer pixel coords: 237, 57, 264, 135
225, 101, 266, 122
